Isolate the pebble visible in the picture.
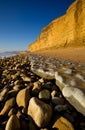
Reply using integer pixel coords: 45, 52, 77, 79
5, 115, 20, 130
32, 81, 41, 95
8, 108, 17, 117
28, 97, 52, 127
54, 104, 68, 112
29, 54, 85, 116
51, 97, 64, 106
38, 89, 51, 100
16, 88, 31, 113
52, 116, 74, 130
0, 97, 16, 116
0, 54, 85, 130
0, 87, 9, 102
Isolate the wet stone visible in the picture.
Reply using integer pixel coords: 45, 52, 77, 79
0, 54, 85, 130
38, 89, 51, 100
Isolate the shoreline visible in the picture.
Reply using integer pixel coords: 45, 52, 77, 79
0, 53, 85, 130
30, 47, 85, 63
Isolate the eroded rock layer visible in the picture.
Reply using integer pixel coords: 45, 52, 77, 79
29, 0, 85, 52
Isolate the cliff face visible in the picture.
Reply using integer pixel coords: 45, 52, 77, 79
29, 0, 85, 52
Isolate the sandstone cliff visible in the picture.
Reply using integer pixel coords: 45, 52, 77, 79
29, 0, 85, 52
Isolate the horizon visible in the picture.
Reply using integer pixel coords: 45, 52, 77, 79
0, 0, 74, 51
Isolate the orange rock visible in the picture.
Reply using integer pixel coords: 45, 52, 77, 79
52, 117, 74, 130
29, 0, 85, 52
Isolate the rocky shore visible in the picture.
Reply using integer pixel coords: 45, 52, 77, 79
0, 54, 85, 130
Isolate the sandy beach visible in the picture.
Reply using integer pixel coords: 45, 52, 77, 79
31, 47, 85, 63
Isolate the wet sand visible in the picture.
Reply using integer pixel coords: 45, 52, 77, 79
31, 47, 85, 63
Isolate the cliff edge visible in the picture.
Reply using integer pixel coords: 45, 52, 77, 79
29, 0, 85, 52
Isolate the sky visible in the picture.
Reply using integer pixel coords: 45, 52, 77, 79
0, 0, 74, 52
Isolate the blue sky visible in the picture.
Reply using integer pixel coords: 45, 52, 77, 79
0, 0, 74, 51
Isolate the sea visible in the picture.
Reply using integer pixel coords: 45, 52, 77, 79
0, 51, 20, 58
